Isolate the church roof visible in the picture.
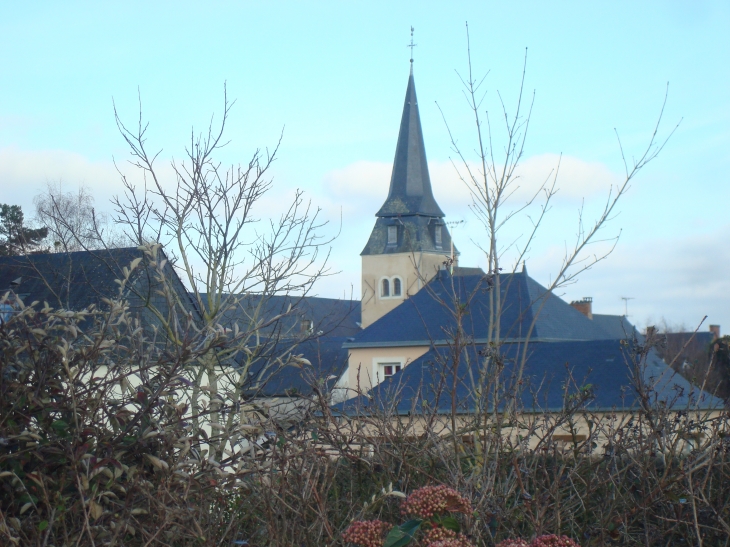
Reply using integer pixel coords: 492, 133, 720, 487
360, 215, 453, 256
375, 72, 444, 218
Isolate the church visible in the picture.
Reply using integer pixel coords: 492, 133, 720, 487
313, 63, 719, 414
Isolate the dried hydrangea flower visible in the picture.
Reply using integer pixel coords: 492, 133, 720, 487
423, 526, 459, 543
400, 485, 472, 518
423, 526, 473, 546
530, 534, 581, 547
342, 520, 392, 547
495, 539, 530, 547
427, 537, 474, 547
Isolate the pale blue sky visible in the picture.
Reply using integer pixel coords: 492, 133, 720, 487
1, 1, 728, 331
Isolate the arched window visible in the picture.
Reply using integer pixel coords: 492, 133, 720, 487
381, 278, 390, 297
393, 277, 402, 296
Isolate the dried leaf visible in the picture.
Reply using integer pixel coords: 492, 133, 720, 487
144, 454, 169, 470
89, 500, 103, 520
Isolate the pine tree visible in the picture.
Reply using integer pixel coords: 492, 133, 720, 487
0, 204, 48, 255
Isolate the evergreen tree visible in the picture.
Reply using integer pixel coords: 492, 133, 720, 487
0, 204, 48, 255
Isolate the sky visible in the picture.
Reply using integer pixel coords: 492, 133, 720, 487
1, 1, 728, 332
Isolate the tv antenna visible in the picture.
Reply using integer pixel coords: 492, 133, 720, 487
446, 220, 465, 274
621, 297, 635, 317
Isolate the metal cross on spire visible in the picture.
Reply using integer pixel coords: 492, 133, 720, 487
408, 26, 417, 74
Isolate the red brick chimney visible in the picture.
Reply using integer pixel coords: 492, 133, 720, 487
570, 297, 593, 320
709, 324, 720, 340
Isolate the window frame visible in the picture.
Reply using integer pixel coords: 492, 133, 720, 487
380, 277, 390, 297
392, 276, 402, 297
373, 357, 406, 384
379, 276, 404, 299
387, 225, 398, 246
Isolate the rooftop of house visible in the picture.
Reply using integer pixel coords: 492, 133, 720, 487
346, 268, 639, 348
202, 293, 361, 397
1, 248, 138, 308
200, 293, 361, 339
335, 340, 724, 415
245, 336, 351, 397
0, 247, 196, 312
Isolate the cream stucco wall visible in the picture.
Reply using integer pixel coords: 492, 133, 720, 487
329, 410, 728, 453
361, 252, 450, 328
331, 345, 431, 402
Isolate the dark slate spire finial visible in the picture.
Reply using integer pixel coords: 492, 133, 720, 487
375, 52, 445, 219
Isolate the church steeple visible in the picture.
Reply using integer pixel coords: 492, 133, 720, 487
376, 73, 444, 218
359, 59, 455, 328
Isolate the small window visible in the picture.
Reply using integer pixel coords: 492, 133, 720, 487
381, 363, 402, 377
381, 278, 390, 297
434, 226, 442, 247
393, 277, 402, 296
387, 225, 398, 245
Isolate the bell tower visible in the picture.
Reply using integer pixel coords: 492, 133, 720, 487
360, 63, 454, 328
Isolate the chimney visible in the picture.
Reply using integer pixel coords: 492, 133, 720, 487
646, 326, 656, 338
710, 324, 720, 341
570, 297, 593, 320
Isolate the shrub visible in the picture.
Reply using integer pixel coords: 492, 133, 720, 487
0, 288, 246, 545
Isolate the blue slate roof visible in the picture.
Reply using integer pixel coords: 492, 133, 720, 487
592, 314, 641, 340
0, 247, 145, 309
335, 340, 723, 415
201, 293, 361, 339
245, 336, 350, 397
346, 268, 633, 348
203, 293, 360, 397
375, 72, 444, 219
0, 248, 200, 323
361, 215, 454, 256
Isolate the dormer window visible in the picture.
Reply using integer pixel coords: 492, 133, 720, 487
374, 357, 406, 384
381, 363, 402, 377
387, 225, 398, 245
434, 226, 442, 248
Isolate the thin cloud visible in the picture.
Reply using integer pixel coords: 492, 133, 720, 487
0, 146, 122, 213
321, 154, 621, 218
537, 226, 730, 330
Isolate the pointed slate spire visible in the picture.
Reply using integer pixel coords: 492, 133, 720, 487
376, 72, 444, 218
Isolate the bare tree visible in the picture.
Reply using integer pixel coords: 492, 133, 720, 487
34, 181, 127, 252
437, 23, 680, 400
110, 85, 335, 461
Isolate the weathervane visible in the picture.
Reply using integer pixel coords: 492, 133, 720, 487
408, 26, 417, 73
